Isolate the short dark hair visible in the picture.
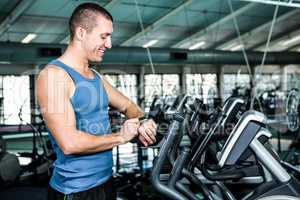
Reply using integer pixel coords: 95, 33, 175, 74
69, 3, 113, 41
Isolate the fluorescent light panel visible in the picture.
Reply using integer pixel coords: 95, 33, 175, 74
0, 61, 11, 64
221, 42, 239, 50
21, 33, 37, 44
281, 35, 300, 46
189, 41, 206, 50
143, 40, 158, 48
230, 44, 244, 51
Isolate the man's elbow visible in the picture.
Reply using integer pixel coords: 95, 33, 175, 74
60, 140, 81, 155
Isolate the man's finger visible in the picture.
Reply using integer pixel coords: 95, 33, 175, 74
139, 135, 148, 146
143, 123, 157, 136
145, 128, 156, 142
149, 126, 157, 136
142, 121, 157, 133
140, 128, 153, 144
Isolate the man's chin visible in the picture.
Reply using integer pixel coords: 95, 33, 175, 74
89, 57, 103, 63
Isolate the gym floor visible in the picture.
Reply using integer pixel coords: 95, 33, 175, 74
0, 186, 47, 200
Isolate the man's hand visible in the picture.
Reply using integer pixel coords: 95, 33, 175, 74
138, 119, 157, 146
119, 118, 140, 144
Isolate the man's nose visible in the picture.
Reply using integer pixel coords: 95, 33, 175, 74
105, 38, 112, 49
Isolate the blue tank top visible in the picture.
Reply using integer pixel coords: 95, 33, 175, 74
47, 60, 113, 194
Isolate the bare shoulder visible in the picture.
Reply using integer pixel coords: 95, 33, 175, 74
37, 64, 72, 82
36, 64, 74, 99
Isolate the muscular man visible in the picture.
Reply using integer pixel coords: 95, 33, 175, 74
36, 3, 157, 200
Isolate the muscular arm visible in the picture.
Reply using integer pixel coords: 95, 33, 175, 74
102, 76, 157, 146
36, 66, 138, 155
102, 77, 144, 119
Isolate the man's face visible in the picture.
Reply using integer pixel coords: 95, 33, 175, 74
83, 14, 113, 62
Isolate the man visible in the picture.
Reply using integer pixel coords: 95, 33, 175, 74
36, 3, 157, 200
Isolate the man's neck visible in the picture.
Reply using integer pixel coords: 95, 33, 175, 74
58, 43, 90, 71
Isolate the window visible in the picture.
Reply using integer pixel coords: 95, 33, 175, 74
104, 74, 138, 103
1, 75, 30, 124
186, 74, 217, 104
286, 73, 300, 91
144, 74, 180, 109
223, 74, 250, 100
162, 74, 180, 96
254, 74, 280, 94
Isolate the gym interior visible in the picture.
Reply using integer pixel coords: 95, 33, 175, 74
0, 0, 300, 199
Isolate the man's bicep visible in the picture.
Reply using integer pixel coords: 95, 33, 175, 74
36, 68, 77, 150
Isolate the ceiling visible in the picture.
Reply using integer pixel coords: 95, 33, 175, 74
0, 0, 300, 54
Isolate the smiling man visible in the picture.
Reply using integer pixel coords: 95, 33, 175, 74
36, 3, 157, 200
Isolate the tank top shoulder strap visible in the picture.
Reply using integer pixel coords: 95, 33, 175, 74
90, 68, 103, 80
90, 68, 108, 96
48, 59, 80, 84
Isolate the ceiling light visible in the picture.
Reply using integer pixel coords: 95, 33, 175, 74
281, 35, 300, 46
0, 61, 11, 64
230, 44, 244, 51
220, 42, 239, 50
143, 40, 158, 48
21, 33, 37, 44
189, 41, 206, 50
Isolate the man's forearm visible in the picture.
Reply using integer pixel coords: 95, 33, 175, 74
63, 130, 124, 155
123, 101, 144, 119
62, 100, 144, 155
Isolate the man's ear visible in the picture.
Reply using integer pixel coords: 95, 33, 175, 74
74, 26, 86, 41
